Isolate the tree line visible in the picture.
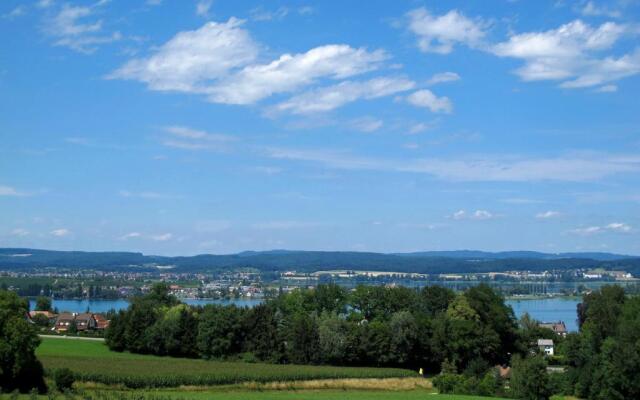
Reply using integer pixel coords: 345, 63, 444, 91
106, 283, 520, 372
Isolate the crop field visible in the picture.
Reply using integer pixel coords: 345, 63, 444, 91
36, 338, 415, 388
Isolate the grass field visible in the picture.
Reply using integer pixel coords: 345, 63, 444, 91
36, 338, 415, 388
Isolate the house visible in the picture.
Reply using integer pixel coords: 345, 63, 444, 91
28, 311, 58, 324
54, 313, 76, 333
93, 314, 110, 330
537, 339, 554, 356
539, 321, 568, 337
74, 313, 96, 331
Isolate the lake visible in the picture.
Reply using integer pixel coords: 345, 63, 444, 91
506, 298, 580, 331
31, 296, 581, 332
29, 298, 262, 314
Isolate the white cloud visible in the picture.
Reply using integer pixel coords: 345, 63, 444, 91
450, 209, 495, 220
580, 1, 621, 18
492, 20, 640, 88
109, 18, 258, 92
406, 89, 453, 114
348, 116, 384, 133
0, 185, 27, 196
265, 148, 640, 182
110, 20, 389, 110
273, 77, 415, 114
10, 228, 29, 237
536, 210, 562, 219
3, 6, 26, 19
46, 1, 120, 53
118, 190, 180, 199
570, 222, 632, 235
151, 233, 173, 241
50, 228, 70, 237
37, 0, 54, 8
196, 0, 213, 17
427, 72, 461, 85
407, 7, 487, 54
251, 220, 323, 230
250, 6, 289, 21
407, 122, 434, 135
120, 232, 142, 240
161, 125, 236, 151
596, 84, 618, 92
452, 210, 466, 220
606, 222, 632, 233
209, 45, 388, 105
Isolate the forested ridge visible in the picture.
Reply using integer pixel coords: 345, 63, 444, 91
2, 247, 640, 275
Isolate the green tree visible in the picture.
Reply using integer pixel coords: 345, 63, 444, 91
317, 312, 350, 364
0, 290, 47, 393
34, 296, 52, 312
53, 368, 75, 392
197, 304, 243, 359
510, 355, 551, 400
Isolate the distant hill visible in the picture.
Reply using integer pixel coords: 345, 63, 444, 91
394, 250, 636, 261
1, 248, 639, 275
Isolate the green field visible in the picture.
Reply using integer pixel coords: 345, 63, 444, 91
36, 338, 415, 388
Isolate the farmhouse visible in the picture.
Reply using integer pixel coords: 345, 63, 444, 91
53, 313, 110, 333
54, 313, 76, 332
537, 339, 554, 356
28, 310, 58, 324
75, 313, 96, 331
539, 321, 568, 337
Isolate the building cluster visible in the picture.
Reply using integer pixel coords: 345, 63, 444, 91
28, 310, 110, 333
535, 320, 568, 357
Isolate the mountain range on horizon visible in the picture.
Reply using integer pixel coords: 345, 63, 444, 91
1, 247, 639, 276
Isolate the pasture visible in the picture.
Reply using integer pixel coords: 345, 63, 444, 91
36, 338, 415, 388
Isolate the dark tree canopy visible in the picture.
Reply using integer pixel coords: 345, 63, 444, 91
0, 290, 46, 393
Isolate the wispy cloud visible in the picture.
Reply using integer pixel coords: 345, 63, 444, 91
3, 6, 26, 19
450, 209, 496, 220
160, 126, 236, 152
579, 1, 622, 18
536, 210, 562, 219
195, 0, 213, 17
10, 228, 30, 237
45, 1, 121, 53
0, 185, 29, 197
119, 232, 142, 240
249, 6, 289, 21
273, 77, 414, 114
50, 228, 70, 237
427, 72, 461, 85
570, 222, 633, 235
151, 233, 173, 241
265, 148, 640, 182
348, 116, 384, 133
251, 220, 326, 230
118, 190, 182, 200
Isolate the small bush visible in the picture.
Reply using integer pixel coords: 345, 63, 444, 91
54, 368, 75, 392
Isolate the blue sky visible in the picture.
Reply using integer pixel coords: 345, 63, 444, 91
1, 0, 640, 256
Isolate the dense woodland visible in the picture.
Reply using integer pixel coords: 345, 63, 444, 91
106, 283, 520, 371
106, 283, 640, 400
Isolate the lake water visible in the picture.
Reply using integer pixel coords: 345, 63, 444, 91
507, 298, 580, 331
31, 297, 581, 332
29, 298, 262, 314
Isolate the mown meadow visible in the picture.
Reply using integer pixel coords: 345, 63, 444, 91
36, 338, 415, 388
